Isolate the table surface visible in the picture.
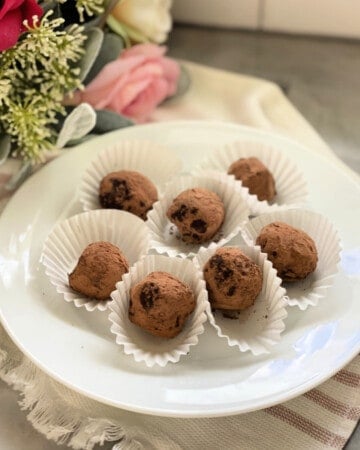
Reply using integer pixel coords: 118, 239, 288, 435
1, 24, 359, 450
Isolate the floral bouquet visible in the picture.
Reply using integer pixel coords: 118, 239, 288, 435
0, 0, 188, 195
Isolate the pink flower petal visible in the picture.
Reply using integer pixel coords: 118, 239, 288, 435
81, 73, 129, 109
69, 43, 180, 122
124, 78, 169, 122
0, 7, 22, 51
159, 57, 180, 95
21, 0, 43, 29
84, 55, 144, 93
93, 73, 132, 109
127, 61, 164, 83
109, 77, 152, 113
121, 43, 166, 60
0, 0, 23, 20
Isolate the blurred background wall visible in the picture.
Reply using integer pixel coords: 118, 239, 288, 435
169, 0, 360, 173
172, 0, 360, 39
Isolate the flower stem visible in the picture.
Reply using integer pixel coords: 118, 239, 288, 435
98, 0, 120, 29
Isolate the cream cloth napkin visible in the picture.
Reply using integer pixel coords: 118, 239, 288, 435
0, 61, 359, 450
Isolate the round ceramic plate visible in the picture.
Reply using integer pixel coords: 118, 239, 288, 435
0, 121, 359, 417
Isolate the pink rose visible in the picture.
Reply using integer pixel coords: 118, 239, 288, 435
70, 43, 180, 122
0, 0, 43, 51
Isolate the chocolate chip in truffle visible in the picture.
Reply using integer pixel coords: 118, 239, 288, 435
113, 178, 131, 199
221, 309, 241, 319
99, 179, 132, 208
209, 254, 223, 268
227, 286, 236, 296
140, 283, 159, 310
99, 170, 158, 219
129, 272, 195, 338
166, 188, 225, 244
210, 255, 234, 282
191, 219, 207, 233
171, 204, 188, 222
204, 247, 263, 311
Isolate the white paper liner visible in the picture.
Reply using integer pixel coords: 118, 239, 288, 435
199, 140, 308, 215
241, 209, 341, 310
108, 255, 208, 367
146, 170, 250, 258
79, 140, 182, 212
194, 244, 287, 355
41, 210, 151, 312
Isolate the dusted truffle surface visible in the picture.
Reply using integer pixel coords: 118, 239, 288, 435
69, 242, 129, 300
228, 157, 276, 202
129, 271, 196, 338
166, 187, 225, 244
204, 247, 262, 311
99, 170, 158, 220
256, 222, 318, 282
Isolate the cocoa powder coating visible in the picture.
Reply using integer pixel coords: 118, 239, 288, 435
228, 157, 276, 201
256, 221, 318, 282
129, 271, 196, 338
166, 187, 225, 244
69, 241, 129, 300
99, 170, 158, 220
204, 247, 263, 311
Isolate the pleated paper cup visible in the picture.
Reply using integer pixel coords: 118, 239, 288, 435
41, 210, 151, 312
146, 171, 250, 258
79, 140, 182, 212
242, 209, 341, 310
199, 140, 308, 215
108, 255, 208, 367
195, 244, 287, 355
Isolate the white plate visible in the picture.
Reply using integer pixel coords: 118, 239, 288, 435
0, 121, 359, 418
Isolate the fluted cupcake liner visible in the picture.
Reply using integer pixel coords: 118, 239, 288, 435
41, 210, 151, 312
199, 140, 308, 215
241, 209, 341, 310
108, 255, 208, 367
146, 170, 250, 259
79, 140, 182, 213
194, 243, 287, 355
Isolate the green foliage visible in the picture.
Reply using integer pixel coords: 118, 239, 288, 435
0, 12, 86, 162
57, 0, 105, 22
94, 109, 134, 133
0, 135, 11, 166
75, 0, 105, 21
84, 32, 124, 84
78, 27, 104, 81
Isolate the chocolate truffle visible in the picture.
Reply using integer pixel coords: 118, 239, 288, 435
129, 271, 196, 338
166, 188, 225, 244
99, 170, 158, 220
69, 241, 129, 300
228, 157, 276, 201
204, 247, 263, 311
256, 222, 318, 282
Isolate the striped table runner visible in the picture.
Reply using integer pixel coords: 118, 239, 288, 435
0, 322, 358, 449
264, 361, 360, 448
